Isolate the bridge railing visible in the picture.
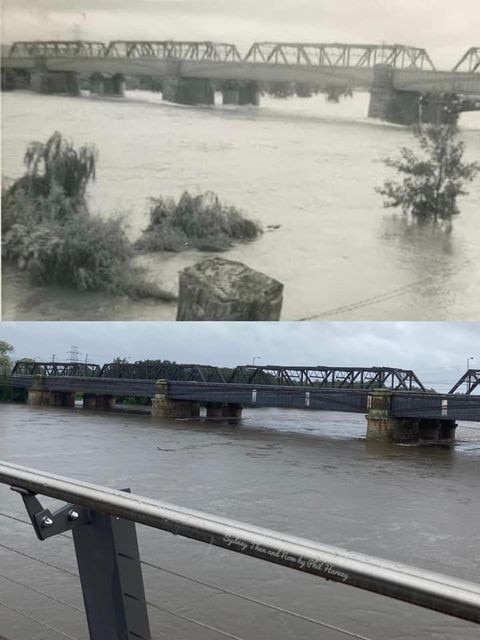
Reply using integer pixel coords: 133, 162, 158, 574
0, 461, 479, 640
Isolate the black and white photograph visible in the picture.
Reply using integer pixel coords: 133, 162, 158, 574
1, 0, 479, 320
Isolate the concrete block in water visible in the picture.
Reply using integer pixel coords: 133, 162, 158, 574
176, 257, 283, 321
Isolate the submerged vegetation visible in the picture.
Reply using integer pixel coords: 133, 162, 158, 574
136, 191, 261, 253
377, 124, 480, 223
2, 132, 261, 298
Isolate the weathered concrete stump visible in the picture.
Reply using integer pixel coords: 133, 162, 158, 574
151, 380, 200, 419
177, 257, 283, 321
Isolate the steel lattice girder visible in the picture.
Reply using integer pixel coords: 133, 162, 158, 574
105, 40, 241, 62
226, 366, 426, 391
9, 41, 107, 58
11, 362, 101, 377
449, 370, 480, 395
453, 47, 480, 72
99, 363, 226, 383
243, 42, 435, 69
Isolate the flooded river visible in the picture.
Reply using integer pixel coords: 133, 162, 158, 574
1, 403, 479, 639
2, 90, 480, 321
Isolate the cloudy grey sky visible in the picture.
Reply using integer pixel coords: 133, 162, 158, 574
2, 0, 478, 68
2, 321, 479, 391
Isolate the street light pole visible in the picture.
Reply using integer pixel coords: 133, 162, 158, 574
467, 357, 474, 371
252, 356, 261, 367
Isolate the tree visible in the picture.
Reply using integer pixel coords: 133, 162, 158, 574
22, 130, 97, 201
377, 124, 480, 222
0, 341, 14, 377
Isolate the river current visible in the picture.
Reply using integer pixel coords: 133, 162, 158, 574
2, 90, 480, 320
0, 404, 479, 639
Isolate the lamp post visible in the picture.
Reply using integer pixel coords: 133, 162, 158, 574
252, 356, 261, 367
467, 357, 474, 372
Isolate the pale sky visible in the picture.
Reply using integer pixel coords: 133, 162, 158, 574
2, 0, 479, 69
2, 321, 479, 391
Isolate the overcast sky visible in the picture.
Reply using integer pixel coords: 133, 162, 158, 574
2, 0, 478, 69
2, 321, 479, 391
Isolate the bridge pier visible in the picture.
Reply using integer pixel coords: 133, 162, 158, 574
162, 77, 214, 106
30, 71, 80, 96
222, 403, 243, 421
368, 65, 459, 125
82, 393, 116, 410
89, 73, 125, 97
239, 81, 261, 106
222, 82, 241, 105
366, 390, 456, 444
27, 388, 75, 408
151, 380, 200, 419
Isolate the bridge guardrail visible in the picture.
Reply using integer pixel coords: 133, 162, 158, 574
0, 460, 479, 640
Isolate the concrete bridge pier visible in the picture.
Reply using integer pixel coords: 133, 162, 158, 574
104, 74, 126, 97
30, 71, 80, 96
162, 77, 214, 105
222, 82, 241, 105
366, 389, 456, 444
222, 404, 243, 422
1, 69, 17, 91
151, 380, 200, 419
368, 65, 458, 125
27, 386, 75, 408
89, 73, 105, 95
83, 393, 115, 410
239, 81, 261, 106
206, 403, 224, 419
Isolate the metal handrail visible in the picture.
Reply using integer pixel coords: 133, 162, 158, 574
0, 461, 479, 624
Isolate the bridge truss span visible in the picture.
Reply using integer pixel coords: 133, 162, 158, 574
8, 40, 107, 58
244, 42, 435, 69
449, 370, 480, 395
11, 361, 101, 377
104, 40, 242, 62
100, 361, 227, 383
227, 366, 427, 391
453, 47, 480, 72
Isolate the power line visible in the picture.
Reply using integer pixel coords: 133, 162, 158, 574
0, 599, 80, 640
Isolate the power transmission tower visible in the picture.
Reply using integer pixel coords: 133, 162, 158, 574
68, 346, 80, 363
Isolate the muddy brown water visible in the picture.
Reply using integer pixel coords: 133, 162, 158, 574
0, 403, 479, 639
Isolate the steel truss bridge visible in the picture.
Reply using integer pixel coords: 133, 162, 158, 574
4, 40, 471, 72
12, 362, 428, 391
3, 40, 479, 97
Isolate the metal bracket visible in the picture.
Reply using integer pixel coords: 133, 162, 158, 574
11, 485, 90, 540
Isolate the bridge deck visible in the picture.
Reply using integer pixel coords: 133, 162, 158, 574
9, 377, 480, 422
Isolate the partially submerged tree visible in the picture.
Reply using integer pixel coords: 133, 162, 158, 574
17, 130, 96, 201
377, 124, 479, 222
